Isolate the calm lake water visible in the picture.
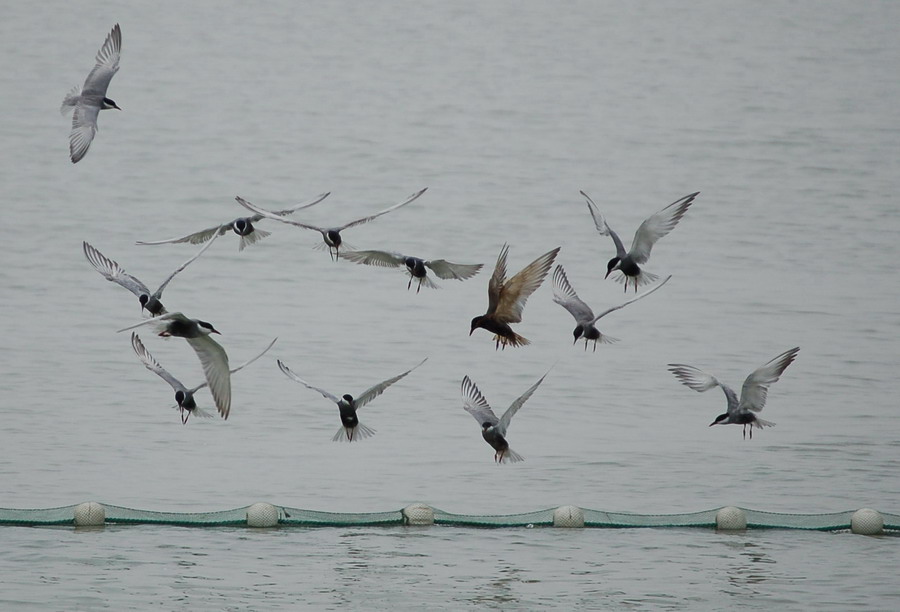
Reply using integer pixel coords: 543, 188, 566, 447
1, 0, 899, 609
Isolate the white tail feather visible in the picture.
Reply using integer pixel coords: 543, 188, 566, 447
60, 86, 81, 115
413, 273, 440, 291
239, 229, 271, 251
753, 417, 775, 429
611, 269, 659, 288
499, 447, 525, 464
332, 422, 376, 442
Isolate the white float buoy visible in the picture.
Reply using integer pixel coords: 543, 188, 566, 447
553, 505, 585, 528
246, 502, 279, 528
73, 501, 105, 526
402, 503, 434, 526
716, 506, 747, 531
850, 508, 883, 535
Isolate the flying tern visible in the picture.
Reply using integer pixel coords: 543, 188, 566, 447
277, 358, 427, 442
552, 265, 671, 351
131, 333, 275, 423
61, 23, 122, 163
668, 347, 800, 439
339, 249, 483, 292
581, 190, 697, 292
235, 188, 427, 260
136, 192, 330, 251
470, 244, 559, 349
461, 372, 548, 463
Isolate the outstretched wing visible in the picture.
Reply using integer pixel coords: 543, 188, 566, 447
189, 337, 278, 395
590, 275, 671, 323
83, 241, 151, 298
354, 358, 427, 410
235, 196, 324, 233
338, 188, 427, 231
185, 334, 231, 419
69, 103, 102, 163
277, 359, 341, 404
226, 338, 277, 375
425, 259, 483, 281
82, 23, 121, 96
117, 311, 186, 333
581, 190, 626, 257
130, 332, 188, 394
668, 363, 738, 412
551, 264, 594, 323
739, 347, 799, 413
485, 244, 510, 315
461, 375, 498, 426
135, 224, 227, 246
497, 371, 548, 435
266, 192, 331, 217
629, 192, 698, 264
493, 246, 560, 324
152, 231, 219, 297
338, 249, 405, 268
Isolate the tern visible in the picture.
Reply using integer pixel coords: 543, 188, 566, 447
235, 188, 427, 260
131, 333, 276, 423
461, 372, 548, 464
339, 249, 483, 292
668, 347, 800, 439
83, 234, 217, 316
552, 265, 671, 351
277, 358, 427, 442
136, 192, 330, 251
61, 23, 122, 163
581, 190, 698, 292
118, 312, 232, 419
470, 244, 560, 349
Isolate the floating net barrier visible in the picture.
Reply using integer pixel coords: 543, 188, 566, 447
0, 503, 897, 535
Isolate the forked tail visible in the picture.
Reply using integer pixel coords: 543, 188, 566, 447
60, 86, 80, 115
753, 417, 776, 429
494, 332, 530, 350
611, 269, 659, 291
239, 229, 271, 251
332, 422, 376, 442
499, 447, 525, 464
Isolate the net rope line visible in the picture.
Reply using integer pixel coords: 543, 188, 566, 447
0, 503, 897, 532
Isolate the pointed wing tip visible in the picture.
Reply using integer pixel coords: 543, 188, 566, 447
778, 346, 801, 366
